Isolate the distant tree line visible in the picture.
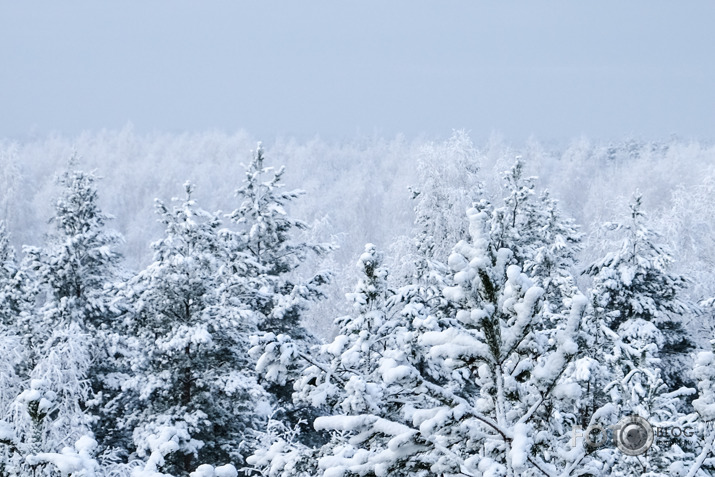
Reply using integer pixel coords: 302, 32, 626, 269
1, 142, 714, 476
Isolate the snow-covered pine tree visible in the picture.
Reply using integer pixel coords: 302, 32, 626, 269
4, 325, 96, 477
586, 193, 695, 390
572, 296, 697, 476
0, 221, 26, 475
413, 204, 589, 476
22, 169, 123, 407
24, 169, 123, 330
528, 189, 582, 318
0, 219, 27, 353
601, 324, 697, 476
228, 144, 330, 444
227, 143, 329, 338
2, 170, 123, 475
0, 222, 37, 392
117, 182, 268, 475
293, 244, 392, 417
582, 193, 698, 475
491, 159, 543, 264
0, 220, 26, 331
493, 160, 583, 318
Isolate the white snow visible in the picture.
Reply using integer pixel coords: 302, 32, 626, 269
0, 421, 14, 443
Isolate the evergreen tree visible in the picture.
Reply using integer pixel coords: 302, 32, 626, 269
414, 205, 588, 476
528, 190, 582, 317
117, 183, 267, 475
493, 160, 583, 316
229, 145, 329, 444
0, 221, 25, 476
586, 193, 695, 390
0, 221, 38, 379
576, 309, 696, 476
2, 325, 96, 476
582, 193, 698, 475
21, 170, 124, 443
24, 169, 123, 330
0, 221, 25, 330
227, 143, 329, 338
292, 244, 393, 416
1, 170, 123, 475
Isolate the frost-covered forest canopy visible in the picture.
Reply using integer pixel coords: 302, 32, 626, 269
1, 128, 715, 476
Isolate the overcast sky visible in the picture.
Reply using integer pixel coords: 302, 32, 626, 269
2, 1, 714, 143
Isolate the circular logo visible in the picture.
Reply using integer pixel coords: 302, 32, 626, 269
615, 415, 654, 456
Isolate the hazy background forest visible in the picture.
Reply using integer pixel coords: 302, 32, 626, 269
1, 129, 713, 340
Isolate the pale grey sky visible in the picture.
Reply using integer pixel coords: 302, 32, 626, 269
1, 1, 713, 142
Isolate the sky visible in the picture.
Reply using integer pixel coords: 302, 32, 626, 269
1, 1, 714, 143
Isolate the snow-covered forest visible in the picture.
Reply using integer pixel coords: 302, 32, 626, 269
1, 129, 715, 476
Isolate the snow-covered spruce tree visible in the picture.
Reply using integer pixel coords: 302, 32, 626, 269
492, 160, 582, 318
24, 169, 123, 330
607, 333, 696, 476
0, 221, 38, 394
1, 241, 97, 475
229, 144, 329, 443
580, 193, 698, 475
586, 193, 695, 390
116, 183, 268, 476
0, 221, 27, 476
490, 159, 543, 264
3, 328, 98, 477
22, 169, 124, 407
0, 219, 28, 370
227, 143, 329, 338
527, 189, 582, 318
573, 298, 696, 476
0, 220, 28, 332
2, 170, 123, 475
292, 244, 392, 417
